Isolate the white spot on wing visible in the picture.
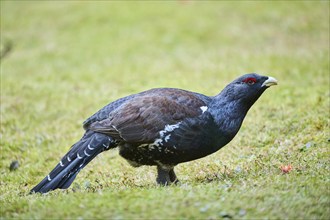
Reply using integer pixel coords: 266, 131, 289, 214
84, 149, 91, 157
138, 144, 149, 148
150, 122, 182, 148
112, 125, 126, 140
200, 106, 208, 113
164, 134, 171, 142
47, 175, 52, 181
60, 160, 64, 167
159, 122, 181, 137
67, 156, 71, 162
153, 138, 163, 147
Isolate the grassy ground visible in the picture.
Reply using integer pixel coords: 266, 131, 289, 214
1, 1, 329, 219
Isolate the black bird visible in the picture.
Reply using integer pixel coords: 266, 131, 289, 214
31, 73, 277, 193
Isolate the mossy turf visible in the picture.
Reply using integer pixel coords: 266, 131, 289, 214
1, 1, 329, 219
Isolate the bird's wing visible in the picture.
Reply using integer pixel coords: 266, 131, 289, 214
83, 95, 137, 130
88, 89, 208, 143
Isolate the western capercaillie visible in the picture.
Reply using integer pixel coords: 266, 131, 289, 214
31, 73, 277, 193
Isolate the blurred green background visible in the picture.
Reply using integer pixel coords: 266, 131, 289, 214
1, 1, 329, 219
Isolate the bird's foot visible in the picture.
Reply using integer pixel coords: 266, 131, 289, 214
156, 166, 180, 186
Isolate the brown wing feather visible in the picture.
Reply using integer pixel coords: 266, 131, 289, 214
89, 89, 206, 143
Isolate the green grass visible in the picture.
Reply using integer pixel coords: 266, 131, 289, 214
1, 1, 329, 219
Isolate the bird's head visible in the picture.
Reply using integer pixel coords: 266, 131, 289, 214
220, 73, 278, 107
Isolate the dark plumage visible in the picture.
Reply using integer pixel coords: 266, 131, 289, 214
31, 73, 277, 193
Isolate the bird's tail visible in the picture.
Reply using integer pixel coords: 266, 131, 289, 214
30, 131, 117, 194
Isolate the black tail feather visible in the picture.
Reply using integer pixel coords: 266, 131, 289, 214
30, 131, 117, 194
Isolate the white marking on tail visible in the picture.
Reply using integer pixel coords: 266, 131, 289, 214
67, 156, 71, 162
47, 175, 52, 181
88, 144, 94, 150
60, 160, 64, 167
200, 106, 208, 113
77, 153, 83, 159
84, 149, 91, 157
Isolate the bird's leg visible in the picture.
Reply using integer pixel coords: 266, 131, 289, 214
156, 166, 179, 185
169, 168, 179, 184
156, 166, 171, 185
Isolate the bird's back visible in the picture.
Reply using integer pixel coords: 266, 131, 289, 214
83, 88, 212, 131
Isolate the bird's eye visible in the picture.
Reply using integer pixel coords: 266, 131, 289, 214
242, 77, 257, 85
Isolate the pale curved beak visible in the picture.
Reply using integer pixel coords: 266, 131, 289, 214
262, 76, 278, 87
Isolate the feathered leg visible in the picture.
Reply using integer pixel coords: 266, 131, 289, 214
156, 166, 179, 185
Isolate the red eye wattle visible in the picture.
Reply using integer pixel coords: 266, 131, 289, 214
243, 77, 257, 85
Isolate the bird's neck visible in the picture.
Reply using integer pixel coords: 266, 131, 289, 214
209, 94, 251, 140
